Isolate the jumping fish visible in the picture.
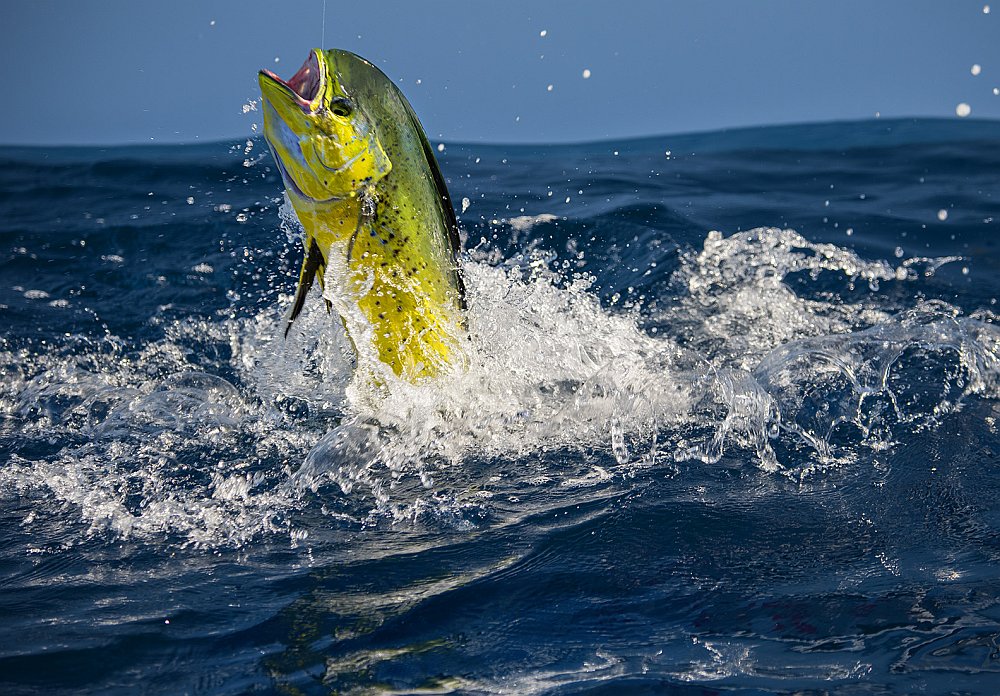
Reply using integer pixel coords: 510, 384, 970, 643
258, 49, 466, 381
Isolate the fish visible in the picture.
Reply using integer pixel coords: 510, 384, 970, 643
258, 49, 466, 382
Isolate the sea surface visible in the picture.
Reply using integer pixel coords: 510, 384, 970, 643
1, 117, 999, 694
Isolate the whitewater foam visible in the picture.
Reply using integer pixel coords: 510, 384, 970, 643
2, 227, 997, 546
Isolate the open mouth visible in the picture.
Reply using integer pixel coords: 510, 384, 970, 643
260, 51, 323, 109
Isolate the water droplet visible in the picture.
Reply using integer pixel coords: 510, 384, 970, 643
546, 84, 553, 92
582, 69, 591, 79
436, 143, 445, 152
610, 418, 629, 464
971, 64, 982, 76
539, 29, 547, 37
956, 102, 972, 117
937, 209, 949, 221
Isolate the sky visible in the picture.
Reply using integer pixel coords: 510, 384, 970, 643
2, 0, 998, 146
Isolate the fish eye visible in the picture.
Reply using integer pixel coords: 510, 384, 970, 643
330, 98, 354, 118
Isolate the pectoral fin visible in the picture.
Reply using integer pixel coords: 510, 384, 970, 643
284, 237, 328, 338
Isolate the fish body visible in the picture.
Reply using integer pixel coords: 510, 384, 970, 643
258, 49, 465, 381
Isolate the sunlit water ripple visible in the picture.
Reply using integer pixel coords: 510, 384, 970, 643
1, 118, 999, 694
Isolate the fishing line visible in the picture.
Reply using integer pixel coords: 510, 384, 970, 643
321, 0, 327, 48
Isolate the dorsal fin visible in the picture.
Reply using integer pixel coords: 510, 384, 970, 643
283, 237, 326, 338
401, 105, 467, 311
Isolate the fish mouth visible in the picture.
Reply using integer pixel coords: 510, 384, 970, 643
259, 50, 324, 111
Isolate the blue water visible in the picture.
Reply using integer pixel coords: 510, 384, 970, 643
1, 118, 1000, 694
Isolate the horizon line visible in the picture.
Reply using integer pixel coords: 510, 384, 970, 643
1, 115, 997, 150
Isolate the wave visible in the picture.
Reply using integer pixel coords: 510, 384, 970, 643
3, 218, 997, 547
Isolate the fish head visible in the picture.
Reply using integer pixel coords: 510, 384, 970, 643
259, 49, 391, 202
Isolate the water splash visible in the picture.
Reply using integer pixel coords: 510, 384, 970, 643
663, 228, 997, 473
2, 227, 997, 546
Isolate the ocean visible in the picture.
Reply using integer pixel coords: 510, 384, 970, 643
1, 117, 999, 694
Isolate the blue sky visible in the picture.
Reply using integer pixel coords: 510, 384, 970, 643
2, 0, 997, 145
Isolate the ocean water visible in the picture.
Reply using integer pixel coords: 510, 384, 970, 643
1, 117, 999, 694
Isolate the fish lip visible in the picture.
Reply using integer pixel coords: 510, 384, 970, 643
269, 147, 310, 199
259, 49, 325, 112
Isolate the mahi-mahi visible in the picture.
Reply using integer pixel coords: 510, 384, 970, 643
258, 49, 466, 382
